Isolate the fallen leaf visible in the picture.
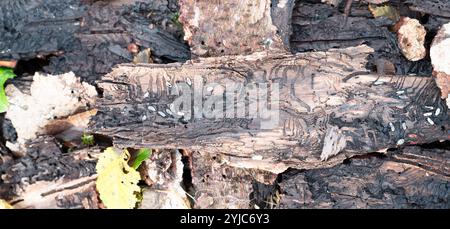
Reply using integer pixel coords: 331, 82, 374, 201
96, 147, 141, 209
0, 199, 13, 209
368, 4, 400, 22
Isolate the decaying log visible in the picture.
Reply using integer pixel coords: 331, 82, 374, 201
187, 144, 449, 209
278, 146, 449, 208
91, 45, 449, 174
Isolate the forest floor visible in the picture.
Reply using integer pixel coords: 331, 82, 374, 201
0, 0, 449, 209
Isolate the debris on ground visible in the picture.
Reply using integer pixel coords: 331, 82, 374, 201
5, 72, 97, 152
179, 0, 293, 57
430, 22, 450, 106
0, 0, 190, 82
0, 0, 448, 211
139, 150, 190, 209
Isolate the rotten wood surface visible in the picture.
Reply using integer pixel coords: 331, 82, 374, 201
1, 138, 447, 209
278, 145, 449, 208
290, 0, 439, 76
91, 45, 449, 174
0, 0, 189, 82
179, 0, 294, 57
0, 0, 449, 209
0, 136, 99, 208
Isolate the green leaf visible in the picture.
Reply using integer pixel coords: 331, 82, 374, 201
0, 67, 16, 113
81, 133, 95, 146
132, 148, 152, 170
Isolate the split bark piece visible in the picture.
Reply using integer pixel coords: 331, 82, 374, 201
430, 22, 450, 106
394, 17, 427, 61
179, 0, 294, 57
91, 45, 449, 174
139, 150, 190, 209
190, 151, 277, 209
0, 137, 100, 208
278, 146, 450, 208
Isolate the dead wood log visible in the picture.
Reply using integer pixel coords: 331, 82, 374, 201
187, 144, 449, 209
278, 146, 450, 208
91, 45, 449, 174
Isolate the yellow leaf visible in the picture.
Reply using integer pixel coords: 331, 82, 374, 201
369, 4, 400, 22
0, 199, 13, 209
96, 147, 141, 209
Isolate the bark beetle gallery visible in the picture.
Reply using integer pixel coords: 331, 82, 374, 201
0, 0, 449, 209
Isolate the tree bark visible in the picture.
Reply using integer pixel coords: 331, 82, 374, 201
278, 146, 450, 209
0, 136, 99, 209
91, 45, 449, 174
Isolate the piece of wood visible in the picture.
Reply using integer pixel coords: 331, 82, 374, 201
0, 136, 100, 208
189, 151, 277, 209
91, 45, 449, 174
430, 22, 450, 106
0, 0, 189, 82
290, 1, 435, 76
278, 146, 450, 208
179, 0, 294, 57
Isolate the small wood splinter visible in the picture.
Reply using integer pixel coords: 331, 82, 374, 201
343, 0, 354, 26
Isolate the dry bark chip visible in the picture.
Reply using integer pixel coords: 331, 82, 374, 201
394, 17, 427, 61
430, 22, 450, 105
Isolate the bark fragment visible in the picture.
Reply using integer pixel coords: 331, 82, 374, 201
430, 22, 450, 105
139, 150, 190, 209
394, 17, 427, 61
0, 137, 100, 208
278, 146, 450, 209
179, 0, 293, 57
190, 151, 276, 209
